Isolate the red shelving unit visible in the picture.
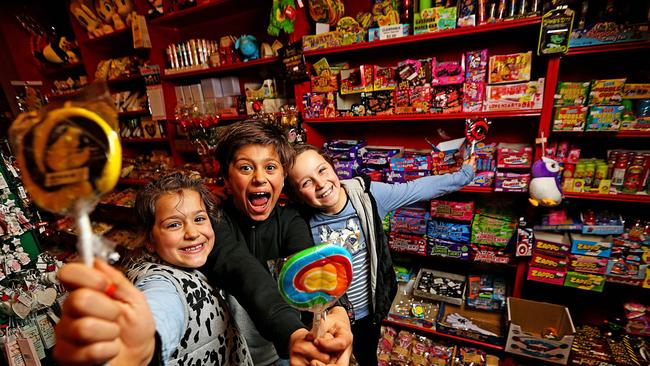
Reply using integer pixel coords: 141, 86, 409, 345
566, 40, 650, 56
564, 191, 650, 203
459, 186, 494, 193
162, 57, 279, 80
304, 16, 541, 57
551, 130, 650, 138
382, 319, 504, 351
304, 110, 542, 124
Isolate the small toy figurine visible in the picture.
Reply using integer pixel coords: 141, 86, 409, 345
529, 156, 563, 207
235, 35, 259, 62
95, 0, 124, 30
70, 0, 113, 38
33, 36, 80, 64
268, 0, 296, 36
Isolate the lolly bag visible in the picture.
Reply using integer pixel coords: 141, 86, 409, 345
277, 244, 353, 337
9, 83, 122, 266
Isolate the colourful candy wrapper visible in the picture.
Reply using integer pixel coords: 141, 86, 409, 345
9, 83, 121, 266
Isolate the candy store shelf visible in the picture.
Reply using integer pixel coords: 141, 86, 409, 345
304, 16, 541, 57
564, 192, 650, 203
121, 137, 167, 143
459, 186, 494, 193
304, 110, 542, 124
82, 27, 131, 47
383, 319, 504, 351
551, 130, 650, 138
566, 40, 650, 56
162, 57, 279, 80
118, 110, 150, 117
616, 130, 650, 138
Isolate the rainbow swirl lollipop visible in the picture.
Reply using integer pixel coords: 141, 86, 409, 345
279, 244, 353, 336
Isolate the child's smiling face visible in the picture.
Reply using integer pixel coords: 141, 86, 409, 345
225, 144, 285, 221
151, 189, 215, 268
288, 149, 346, 215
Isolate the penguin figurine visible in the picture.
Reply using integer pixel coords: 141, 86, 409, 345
529, 156, 563, 207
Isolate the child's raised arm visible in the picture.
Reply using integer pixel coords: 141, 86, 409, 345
367, 161, 476, 217
54, 260, 156, 366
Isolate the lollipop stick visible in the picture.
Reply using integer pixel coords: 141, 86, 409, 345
75, 201, 94, 266
311, 310, 327, 338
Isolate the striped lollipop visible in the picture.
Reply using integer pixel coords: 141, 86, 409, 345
279, 244, 353, 311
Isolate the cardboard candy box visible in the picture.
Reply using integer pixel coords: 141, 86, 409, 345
488, 51, 532, 84
553, 106, 588, 132
390, 207, 429, 235
388, 232, 428, 256
484, 78, 544, 111
430, 200, 474, 222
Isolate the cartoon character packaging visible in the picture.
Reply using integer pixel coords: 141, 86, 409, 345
488, 51, 532, 84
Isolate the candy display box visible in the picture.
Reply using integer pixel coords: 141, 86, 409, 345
505, 297, 575, 365
436, 302, 504, 346
413, 268, 466, 306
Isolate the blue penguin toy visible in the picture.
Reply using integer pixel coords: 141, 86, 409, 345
529, 156, 563, 207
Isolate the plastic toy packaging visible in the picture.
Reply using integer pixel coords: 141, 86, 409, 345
274, 244, 353, 337
9, 82, 122, 266
377, 326, 397, 366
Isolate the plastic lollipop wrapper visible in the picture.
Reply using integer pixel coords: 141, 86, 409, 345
9, 82, 122, 266
465, 118, 491, 155
274, 244, 353, 338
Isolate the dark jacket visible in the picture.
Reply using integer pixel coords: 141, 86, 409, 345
201, 200, 313, 358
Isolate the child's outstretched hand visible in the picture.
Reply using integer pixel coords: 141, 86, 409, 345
54, 260, 156, 366
464, 154, 477, 171
311, 306, 353, 366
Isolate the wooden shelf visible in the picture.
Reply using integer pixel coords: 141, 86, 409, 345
304, 110, 542, 124
121, 137, 167, 143
148, 0, 250, 27
82, 27, 131, 47
162, 57, 279, 80
564, 191, 650, 203
566, 40, 650, 56
118, 110, 150, 117
383, 319, 504, 351
304, 16, 541, 57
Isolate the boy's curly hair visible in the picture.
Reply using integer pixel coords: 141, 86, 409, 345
214, 120, 294, 177
134, 172, 220, 246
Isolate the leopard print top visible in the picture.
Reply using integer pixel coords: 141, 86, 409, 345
126, 261, 253, 366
